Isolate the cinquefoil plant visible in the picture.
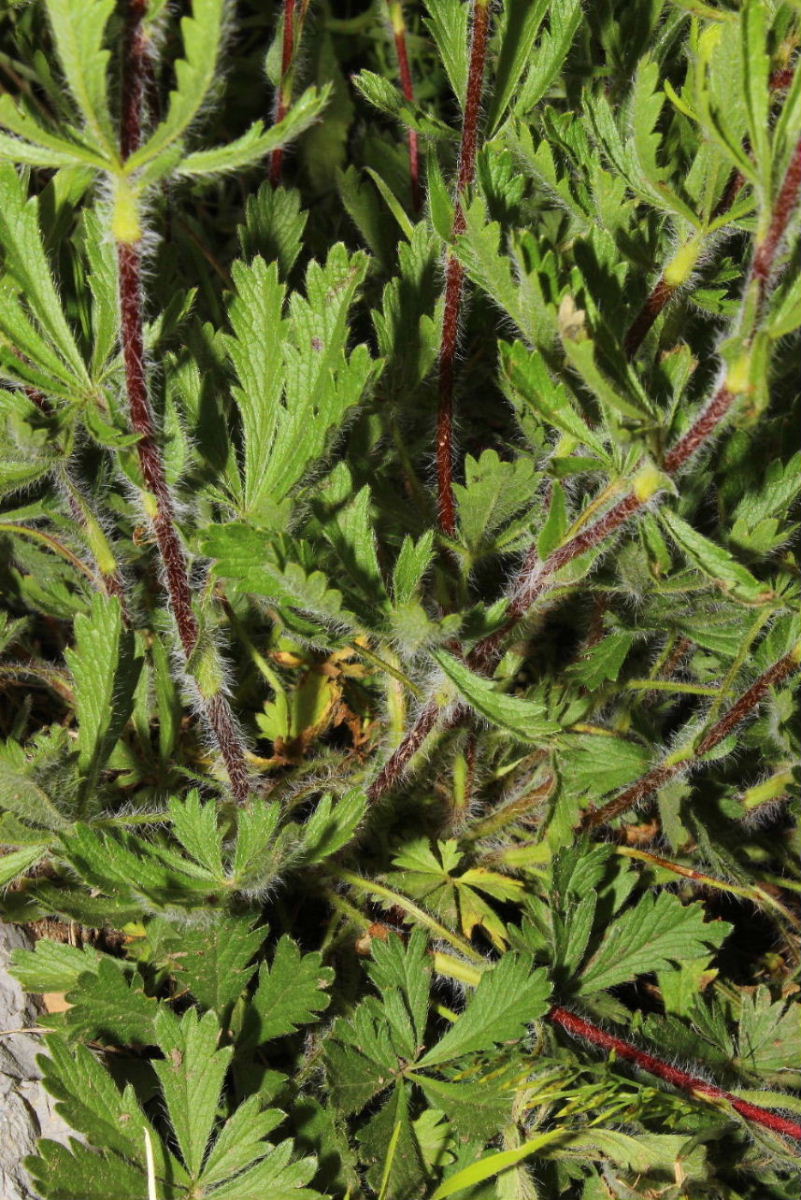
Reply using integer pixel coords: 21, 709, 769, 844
1, 1, 801, 1197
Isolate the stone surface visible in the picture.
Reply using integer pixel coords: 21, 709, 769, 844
0, 923, 73, 1200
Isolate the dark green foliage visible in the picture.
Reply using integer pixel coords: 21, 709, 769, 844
1, 1, 801, 1197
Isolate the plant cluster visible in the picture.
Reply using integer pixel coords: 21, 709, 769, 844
0, 0, 801, 1197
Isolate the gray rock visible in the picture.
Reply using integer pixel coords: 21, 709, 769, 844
0, 923, 73, 1200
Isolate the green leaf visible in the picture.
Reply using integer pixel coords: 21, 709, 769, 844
65, 593, 141, 790
578, 892, 732, 995
487, 0, 549, 135
357, 1081, 427, 1200
63, 960, 163, 1045
301, 788, 367, 864
160, 913, 265, 1014
739, 0, 770, 173
366, 928, 431, 1059
128, 0, 226, 169
44, 0, 115, 155
225, 254, 286, 516
167, 790, 225, 879
423, 0, 470, 108
454, 449, 538, 557
238, 180, 308, 278
393, 531, 435, 605
245, 936, 333, 1045
660, 509, 769, 603
0, 164, 89, 384
232, 798, 283, 888
499, 341, 609, 459
36, 1035, 167, 1167
417, 1072, 517, 1142
418, 954, 550, 1067
174, 87, 330, 177
26, 1034, 179, 1199
431, 1130, 565, 1200
568, 631, 638, 689
537, 478, 569, 559
736, 986, 801, 1075
432, 649, 561, 743
153, 1008, 232, 1178
198, 1095, 285, 1188
0, 843, 47, 886
26, 1141, 147, 1200
10, 938, 116, 993
199, 1139, 319, 1199
559, 732, 652, 800
0, 94, 109, 168
325, 997, 399, 1114
513, 0, 582, 115
0, 771, 69, 831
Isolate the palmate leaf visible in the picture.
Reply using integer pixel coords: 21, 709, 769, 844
29, 1021, 318, 1199
205, 525, 358, 629
432, 649, 561, 743
300, 788, 367, 864
513, 0, 582, 115
277, 244, 376, 497
736, 987, 801, 1075
223, 243, 376, 522
199, 1139, 320, 1200
238, 180, 308, 278
454, 449, 539, 557
577, 893, 732, 995
44, 0, 116, 155
418, 955, 550, 1068
34, 1035, 178, 1181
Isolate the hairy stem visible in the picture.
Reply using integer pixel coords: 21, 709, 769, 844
582, 649, 800, 829
387, 1, 420, 212
549, 1006, 801, 1142
436, 0, 491, 536
269, 0, 296, 186
371, 124, 801, 804
118, 0, 250, 803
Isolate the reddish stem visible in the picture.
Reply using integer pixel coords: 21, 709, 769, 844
367, 699, 440, 802
549, 1006, 801, 1142
388, 2, 420, 212
119, 0, 250, 803
269, 0, 296, 186
436, 0, 491, 537
623, 276, 677, 359
370, 119, 801, 805
751, 130, 801, 310
583, 650, 799, 828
